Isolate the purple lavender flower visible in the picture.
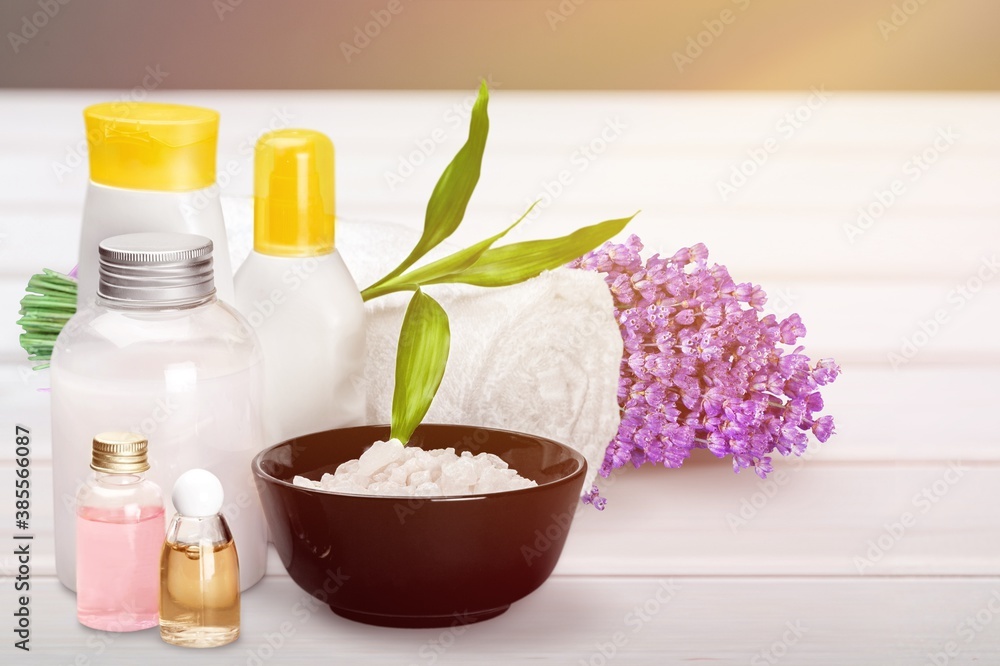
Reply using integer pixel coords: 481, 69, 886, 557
582, 484, 607, 510
571, 235, 840, 489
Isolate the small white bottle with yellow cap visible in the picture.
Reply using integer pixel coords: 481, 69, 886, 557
77, 102, 234, 308
235, 129, 366, 444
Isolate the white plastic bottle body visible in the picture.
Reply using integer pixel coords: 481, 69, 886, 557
50, 300, 266, 592
234, 250, 366, 445
77, 183, 235, 308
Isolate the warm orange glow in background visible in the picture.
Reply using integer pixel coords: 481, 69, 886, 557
0, 0, 996, 90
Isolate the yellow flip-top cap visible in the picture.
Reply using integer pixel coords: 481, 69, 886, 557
84, 102, 219, 191
254, 129, 335, 257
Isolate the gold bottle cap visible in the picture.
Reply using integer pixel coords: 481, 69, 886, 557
91, 432, 150, 474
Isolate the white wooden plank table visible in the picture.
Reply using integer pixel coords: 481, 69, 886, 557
1, 90, 999, 664
23, 576, 1000, 665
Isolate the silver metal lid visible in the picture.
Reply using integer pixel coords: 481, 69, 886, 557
98, 232, 217, 308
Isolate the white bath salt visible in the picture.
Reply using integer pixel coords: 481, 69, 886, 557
292, 438, 538, 496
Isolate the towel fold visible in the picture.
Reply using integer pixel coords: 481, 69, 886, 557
224, 197, 621, 490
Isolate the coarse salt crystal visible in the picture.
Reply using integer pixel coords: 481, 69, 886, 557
357, 439, 406, 476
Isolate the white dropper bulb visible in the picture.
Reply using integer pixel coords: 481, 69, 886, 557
172, 468, 225, 517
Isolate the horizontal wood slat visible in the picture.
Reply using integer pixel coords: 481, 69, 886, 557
3, 363, 999, 464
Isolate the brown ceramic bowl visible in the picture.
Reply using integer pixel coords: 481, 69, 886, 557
251, 423, 587, 628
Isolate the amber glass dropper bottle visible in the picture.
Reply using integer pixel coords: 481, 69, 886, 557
160, 469, 240, 648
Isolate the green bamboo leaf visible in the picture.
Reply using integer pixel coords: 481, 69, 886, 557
366, 81, 490, 292
390, 289, 451, 444
361, 202, 538, 301
429, 213, 637, 288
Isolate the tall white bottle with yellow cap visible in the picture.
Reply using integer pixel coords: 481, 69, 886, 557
235, 129, 366, 443
77, 102, 234, 308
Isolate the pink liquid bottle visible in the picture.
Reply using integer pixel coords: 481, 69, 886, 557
76, 432, 164, 631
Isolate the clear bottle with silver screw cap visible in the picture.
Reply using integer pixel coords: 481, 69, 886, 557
160, 468, 240, 648
50, 233, 267, 593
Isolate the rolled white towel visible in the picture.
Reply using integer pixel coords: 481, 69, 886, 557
224, 197, 621, 490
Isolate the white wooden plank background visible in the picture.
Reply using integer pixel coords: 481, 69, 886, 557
1, 90, 998, 663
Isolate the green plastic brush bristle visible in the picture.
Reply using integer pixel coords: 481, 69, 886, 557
17, 269, 77, 370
